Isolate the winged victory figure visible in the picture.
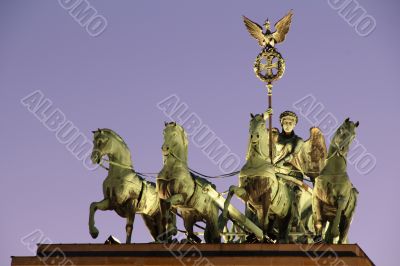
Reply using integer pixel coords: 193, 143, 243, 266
283, 127, 327, 184
271, 124, 327, 184
243, 10, 293, 47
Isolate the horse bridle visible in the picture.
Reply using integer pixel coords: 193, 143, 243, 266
325, 133, 355, 166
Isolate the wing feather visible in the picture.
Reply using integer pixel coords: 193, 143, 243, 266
272, 10, 293, 44
243, 16, 265, 46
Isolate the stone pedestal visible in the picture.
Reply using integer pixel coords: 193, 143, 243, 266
11, 243, 374, 266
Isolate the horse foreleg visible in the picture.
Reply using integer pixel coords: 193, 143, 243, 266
312, 195, 323, 242
125, 200, 137, 244
331, 196, 346, 238
183, 214, 201, 243
89, 199, 111, 239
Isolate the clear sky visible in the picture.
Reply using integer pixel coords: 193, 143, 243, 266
1, 0, 399, 265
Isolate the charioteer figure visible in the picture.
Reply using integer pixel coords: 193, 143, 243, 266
275, 111, 304, 227
264, 109, 305, 228
274, 111, 304, 180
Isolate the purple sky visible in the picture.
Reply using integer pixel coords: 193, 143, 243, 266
1, 0, 399, 265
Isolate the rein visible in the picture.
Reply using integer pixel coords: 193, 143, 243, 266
324, 142, 348, 167
168, 151, 240, 179
99, 158, 159, 179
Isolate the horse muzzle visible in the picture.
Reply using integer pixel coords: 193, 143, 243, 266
251, 134, 260, 143
162, 145, 170, 156
91, 150, 102, 164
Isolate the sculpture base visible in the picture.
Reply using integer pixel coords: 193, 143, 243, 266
11, 243, 374, 266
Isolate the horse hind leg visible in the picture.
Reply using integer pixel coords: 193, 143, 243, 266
321, 221, 334, 243
338, 207, 356, 244
339, 191, 357, 244
261, 193, 272, 239
338, 217, 350, 244
159, 195, 183, 242
142, 214, 161, 242
205, 222, 221, 244
205, 206, 221, 243
277, 215, 292, 243
183, 213, 201, 244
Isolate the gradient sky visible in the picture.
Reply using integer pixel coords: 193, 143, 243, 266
1, 0, 399, 265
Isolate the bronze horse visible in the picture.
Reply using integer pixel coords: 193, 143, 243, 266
313, 118, 359, 243
221, 114, 296, 242
88, 128, 174, 243
157, 122, 220, 243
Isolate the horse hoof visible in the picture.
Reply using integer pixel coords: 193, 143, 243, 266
90, 227, 99, 239
313, 235, 324, 243
278, 239, 289, 244
245, 233, 258, 243
296, 235, 309, 244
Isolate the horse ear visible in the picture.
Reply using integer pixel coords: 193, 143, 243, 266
250, 113, 255, 118
164, 121, 168, 127
173, 122, 177, 126
345, 118, 350, 123
355, 121, 359, 127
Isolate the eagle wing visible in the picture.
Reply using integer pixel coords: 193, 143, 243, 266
243, 16, 265, 46
296, 127, 327, 182
272, 10, 293, 44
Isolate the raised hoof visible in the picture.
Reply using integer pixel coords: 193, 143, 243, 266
90, 227, 99, 239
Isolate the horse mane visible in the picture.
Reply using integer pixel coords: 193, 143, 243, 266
166, 123, 188, 162
98, 128, 129, 148
328, 121, 356, 157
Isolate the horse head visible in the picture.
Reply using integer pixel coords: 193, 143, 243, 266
91, 128, 131, 166
162, 122, 188, 163
246, 113, 270, 161
331, 118, 359, 156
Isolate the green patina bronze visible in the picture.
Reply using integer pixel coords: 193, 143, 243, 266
84, 11, 361, 245
157, 122, 220, 243
312, 118, 359, 244
221, 113, 318, 243
88, 128, 175, 243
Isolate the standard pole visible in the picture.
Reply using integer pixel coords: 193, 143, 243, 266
267, 83, 273, 164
